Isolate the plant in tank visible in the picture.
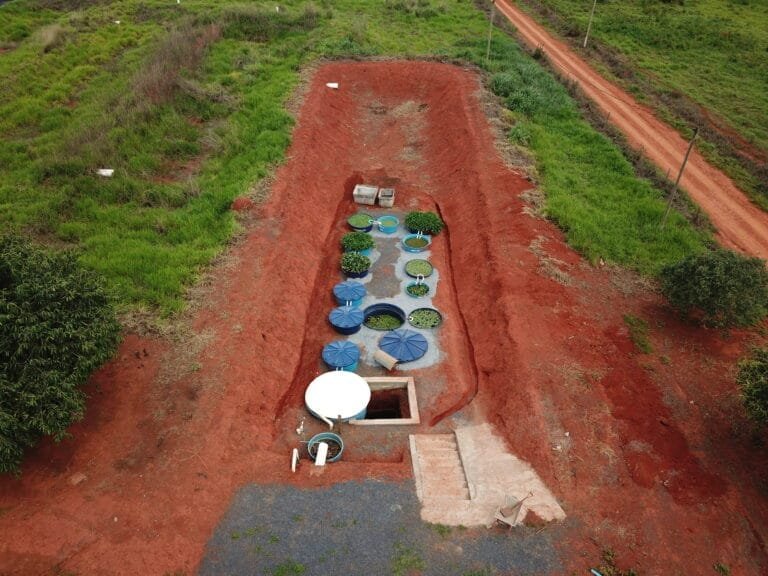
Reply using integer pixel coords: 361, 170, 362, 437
340, 252, 371, 274
405, 259, 433, 277
406, 283, 430, 297
347, 213, 373, 228
341, 231, 374, 252
404, 211, 444, 235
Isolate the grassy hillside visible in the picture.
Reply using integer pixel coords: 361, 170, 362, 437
516, 0, 768, 206
0, 0, 707, 313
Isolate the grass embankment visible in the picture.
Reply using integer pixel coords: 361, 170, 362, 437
515, 0, 768, 208
0, 0, 707, 314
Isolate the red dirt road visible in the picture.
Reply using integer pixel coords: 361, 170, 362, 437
1, 62, 767, 575
496, 0, 768, 259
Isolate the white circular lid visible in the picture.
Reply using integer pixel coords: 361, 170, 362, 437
305, 371, 371, 420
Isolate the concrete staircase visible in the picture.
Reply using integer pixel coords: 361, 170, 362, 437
410, 434, 471, 503
409, 424, 567, 526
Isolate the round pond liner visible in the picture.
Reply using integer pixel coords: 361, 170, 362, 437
347, 213, 374, 232
407, 307, 443, 329
328, 306, 364, 335
321, 340, 360, 371
363, 303, 406, 330
404, 259, 434, 278
333, 280, 366, 307
405, 282, 430, 298
307, 432, 344, 463
402, 233, 431, 253
378, 329, 428, 363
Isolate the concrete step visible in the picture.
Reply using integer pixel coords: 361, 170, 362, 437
410, 433, 470, 502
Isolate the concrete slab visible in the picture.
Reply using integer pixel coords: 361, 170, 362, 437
411, 424, 566, 527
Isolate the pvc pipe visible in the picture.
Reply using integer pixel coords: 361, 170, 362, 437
374, 349, 399, 370
318, 414, 334, 430
314, 442, 329, 466
291, 448, 299, 473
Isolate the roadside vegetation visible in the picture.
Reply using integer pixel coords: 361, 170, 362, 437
660, 249, 768, 328
0, 0, 710, 316
738, 348, 768, 425
515, 0, 768, 208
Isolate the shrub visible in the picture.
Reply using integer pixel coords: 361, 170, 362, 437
737, 348, 768, 424
341, 231, 374, 252
38, 23, 67, 53
340, 252, 371, 274
221, 4, 320, 42
404, 211, 445, 235
133, 22, 221, 106
0, 235, 121, 474
660, 249, 768, 328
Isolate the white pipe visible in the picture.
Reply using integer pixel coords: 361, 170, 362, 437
318, 414, 334, 430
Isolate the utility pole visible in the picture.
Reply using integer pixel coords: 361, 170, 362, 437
661, 127, 699, 230
486, 1, 495, 66
583, 0, 598, 48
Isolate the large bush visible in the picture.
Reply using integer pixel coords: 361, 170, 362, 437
738, 348, 768, 424
660, 249, 768, 328
0, 236, 121, 474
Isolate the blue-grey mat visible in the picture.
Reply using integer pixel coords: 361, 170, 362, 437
200, 480, 562, 576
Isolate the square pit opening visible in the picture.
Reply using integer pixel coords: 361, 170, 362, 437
351, 376, 420, 426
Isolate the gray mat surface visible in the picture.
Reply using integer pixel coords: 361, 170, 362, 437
200, 479, 562, 575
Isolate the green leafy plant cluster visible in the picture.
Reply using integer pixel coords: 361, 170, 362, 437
406, 282, 429, 297
364, 313, 403, 330
0, 235, 121, 474
660, 249, 768, 328
348, 213, 373, 228
408, 308, 442, 328
341, 231, 374, 252
737, 348, 768, 424
404, 211, 444, 235
340, 252, 371, 275
405, 259, 433, 277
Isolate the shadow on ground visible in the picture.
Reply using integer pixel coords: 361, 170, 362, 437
200, 480, 562, 575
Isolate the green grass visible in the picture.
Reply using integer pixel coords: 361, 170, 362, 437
623, 314, 652, 354
517, 0, 768, 203
391, 542, 426, 576
0, 0, 708, 314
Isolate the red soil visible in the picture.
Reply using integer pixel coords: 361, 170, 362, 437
1, 61, 766, 575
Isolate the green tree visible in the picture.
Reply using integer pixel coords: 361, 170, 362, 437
738, 348, 768, 424
660, 249, 768, 328
0, 235, 121, 474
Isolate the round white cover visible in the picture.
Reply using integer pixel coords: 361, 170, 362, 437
305, 371, 371, 420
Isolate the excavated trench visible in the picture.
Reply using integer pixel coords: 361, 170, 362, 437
268, 61, 535, 463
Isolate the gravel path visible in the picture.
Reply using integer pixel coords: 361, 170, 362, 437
200, 479, 562, 575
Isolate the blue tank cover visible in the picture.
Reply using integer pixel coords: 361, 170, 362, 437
333, 280, 366, 303
328, 306, 364, 329
379, 329, 428, 363
322, 340, 361, 368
